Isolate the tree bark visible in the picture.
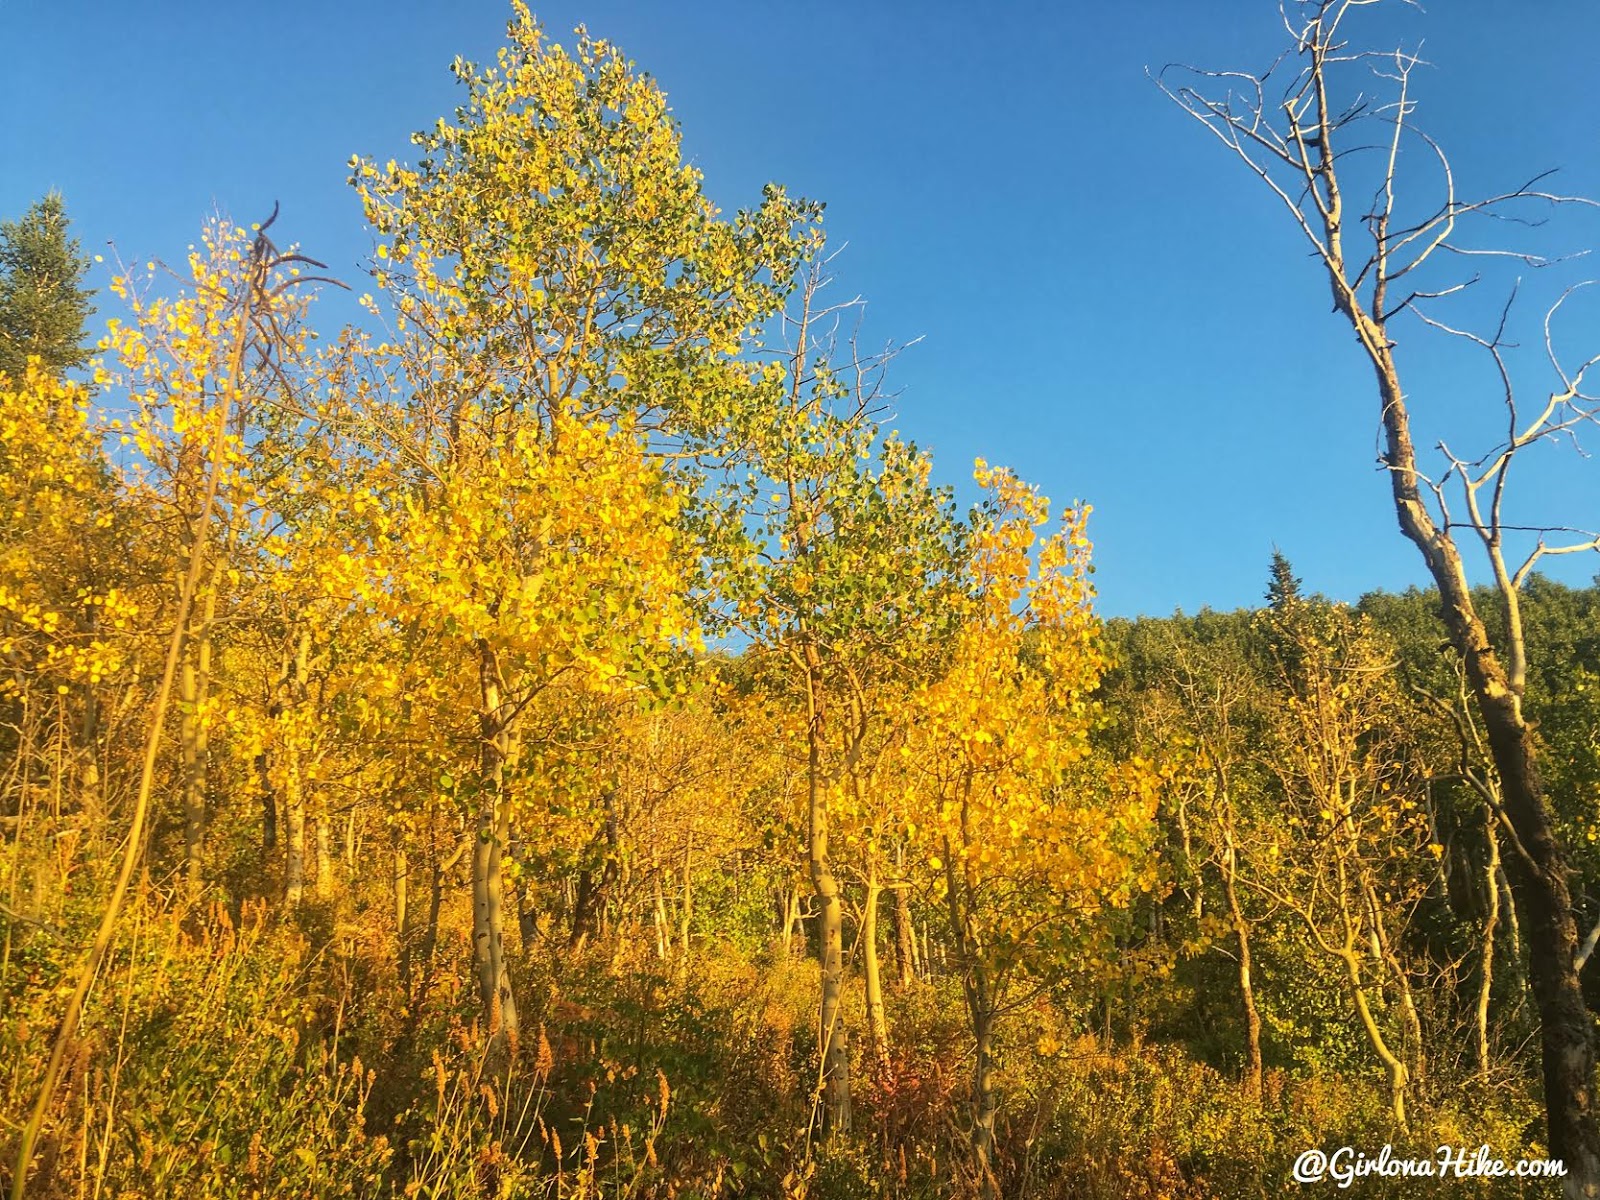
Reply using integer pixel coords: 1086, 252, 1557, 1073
502, 839, 530, 951
1175, 790, 1204, 921
601, 785, 619, 942
281, 628, 311, 908
775, 885, 796, 958
569, 799, 619, 954
1366, 882, 1425, 1086
1477, 812, 1502, 1080
971, 1003, 1000, 1200
803, 638, 851, 1135
394, 834, 410, 997
571, 868, 597, 953
653, 868, 668, 961
75, 634, 100, 818
257, 748, 277, 853
472, 641, 519, 1055
1499, 865, 1522, 967
1221, 829, 1263, 1100
863, 870, 892, 1077
678, 833, 694, 965
1345, 950, 1410, 1128
471, 799, 517, 1050
178, 573, 220, 897
417, 828, 462, 1012
893, 844, 917, 988
283, 741, 306, 908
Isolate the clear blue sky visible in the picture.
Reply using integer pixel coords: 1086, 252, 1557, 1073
5, 1, 1599, 617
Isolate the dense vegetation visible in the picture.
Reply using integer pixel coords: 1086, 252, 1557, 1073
4, 5, 1598, 1198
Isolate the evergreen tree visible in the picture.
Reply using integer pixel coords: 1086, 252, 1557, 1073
0, 192, 95, 380
1261, 548, 1311, 677
1265, 547, 1302, 611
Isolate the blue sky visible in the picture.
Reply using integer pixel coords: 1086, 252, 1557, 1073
5, 1, 1598, 617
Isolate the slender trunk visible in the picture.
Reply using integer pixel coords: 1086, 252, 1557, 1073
790, 886, 806, 956
1499, 865, 1522, 966
571, 868, 596, 953
892, 841, 918, 987
75, 648, 100, 818
776, 886, 797, 957
517, 884, 537, 951
601, 785, 619, 942
653, 869, 668, 961
1221, 829, 1262, 1100
1322, 845, 1410, 1128
971, 1004, 1000, 1200
804, 644, 850, 1135
569, 803, 619, 954
256, 749, 276, 852
863, 869, 891, 1076
472, 645, 520, 1055
513, 853, 538, 951
1366, 883, 1424, 1085
1344, 950, 1409, 1128
1478, 811, 1502, 1080
282, 628, 311, 908
284, 741, 306, 908
677, 834, 694, 967
394, 834, 410, 997
419, 831, 461, 1010
1392, 954, 1424, 1087
893, 880, 917, 989
1175, 791, 1203, 920
1423, 779, 1450, 902
178, 575, 219, 896
472, 799, 517, 1050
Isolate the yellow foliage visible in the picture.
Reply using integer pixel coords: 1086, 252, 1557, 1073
901, 463, 1158, 964
0, 361, 135, 697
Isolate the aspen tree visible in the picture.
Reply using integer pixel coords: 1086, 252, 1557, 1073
902, 464, 1157, 1195
12, 211, 317, 1197
348, 7, 812, 1050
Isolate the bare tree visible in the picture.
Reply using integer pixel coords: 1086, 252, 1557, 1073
1160, 2, 1600, 1190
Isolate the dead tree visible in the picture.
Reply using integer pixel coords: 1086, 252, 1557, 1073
1160, 3, 1600, 1192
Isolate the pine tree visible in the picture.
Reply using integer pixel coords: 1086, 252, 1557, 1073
0, 192, 95, 380
1265, 547, 1302, 612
